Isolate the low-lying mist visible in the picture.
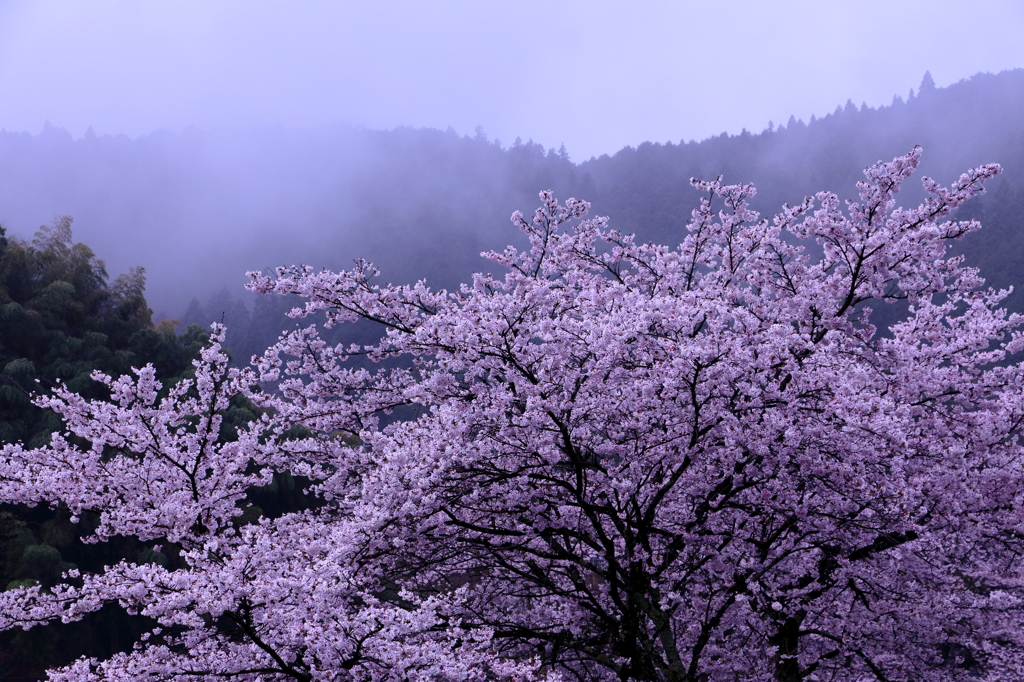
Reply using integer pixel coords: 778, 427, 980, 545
3, 69, 1024, 334
0, 124, 585, 320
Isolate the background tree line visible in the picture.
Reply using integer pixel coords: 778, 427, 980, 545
4, 70, 1024, 329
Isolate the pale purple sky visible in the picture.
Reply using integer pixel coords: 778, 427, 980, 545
1, 0, 1024, 160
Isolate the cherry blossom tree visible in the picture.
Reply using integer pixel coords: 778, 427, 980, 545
2, 147, 1024, 681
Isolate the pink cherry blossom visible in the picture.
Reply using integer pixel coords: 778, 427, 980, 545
3, 148, 1023, 681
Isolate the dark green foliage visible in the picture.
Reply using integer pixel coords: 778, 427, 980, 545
0, 221, 211, 679
0, 218, 210, 446
0, 507, 160, 680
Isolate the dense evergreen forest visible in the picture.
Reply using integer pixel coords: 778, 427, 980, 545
4, 68, 1024, 676
0, 224, 289, 678
0, 220, 197, 677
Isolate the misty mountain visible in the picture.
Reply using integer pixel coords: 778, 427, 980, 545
580, 70, 1024, 298
0, 124, 582, 319
3, 69, 1024, 348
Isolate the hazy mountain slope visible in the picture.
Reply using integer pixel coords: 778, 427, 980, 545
0, 126, 582, 318
581, 70, 1024, 237
580, 69, 1024, 308
2, 69, 1024, 326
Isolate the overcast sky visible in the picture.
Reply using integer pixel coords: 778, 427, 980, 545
1, 0, 1024, 161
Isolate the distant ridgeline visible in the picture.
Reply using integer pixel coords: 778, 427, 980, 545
3, 70, 1024, 358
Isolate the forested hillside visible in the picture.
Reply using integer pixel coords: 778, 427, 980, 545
5, 71, 1024, 359
0, 219, 211, 445
580, 69, 1024, 309
0, 126, 583, 320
